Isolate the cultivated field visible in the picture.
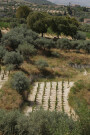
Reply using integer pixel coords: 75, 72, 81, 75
25, 81, 76, 118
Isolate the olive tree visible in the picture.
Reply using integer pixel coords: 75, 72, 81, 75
1, 26, 38, 51
57, 38, 71, 50
35, 60, 49, 70
74, 31, 86, 40
10, 71, 29, 94
4, 52, 23, 68
0, 30, 2, 41
77, 40, 90, 53
0, 46, 6, 63
18, 43, 36, 59
35, 38, 54, 50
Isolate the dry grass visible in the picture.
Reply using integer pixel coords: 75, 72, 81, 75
0, 81, 22, 110
69, 75, 90, 109
21, 49, 90, 81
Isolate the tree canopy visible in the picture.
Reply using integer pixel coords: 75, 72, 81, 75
27, 12, 50, 37
51, 16, 79, 38
10, 71, 29, 94
16, 6, 31, 19
4, 52, 23, 68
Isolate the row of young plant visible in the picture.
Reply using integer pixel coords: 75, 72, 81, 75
31, 81, 67, 111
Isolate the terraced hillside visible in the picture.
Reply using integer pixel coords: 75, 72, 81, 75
25, 81, 76, 118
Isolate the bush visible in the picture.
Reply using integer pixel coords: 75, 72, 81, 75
0, 46, 6, 62
35, 38, 55, 50
70, 40, 82, 50
79, 24, 90, 33
10, 71, 29, 93
0, 30, 2, 40
1, 26, 38, 51
0, 109, 81, 135
77, 40, 90, 53
51, 51, 60, 58
74, 31, 86, 40
57, 38, 71, 50
35, 60, 49, 69
18, 43, 36, 59
4, 52, 23, 68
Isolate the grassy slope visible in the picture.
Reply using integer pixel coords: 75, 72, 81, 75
69, 75, 90, 109
22, 49, 90, 81
69, 75, 90, 135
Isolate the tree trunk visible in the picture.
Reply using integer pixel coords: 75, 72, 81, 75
42, 33, 43, 37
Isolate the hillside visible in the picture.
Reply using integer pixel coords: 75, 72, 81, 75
49, 0, 90, 7
0, 4, 90, 135
24, 0, 54, 5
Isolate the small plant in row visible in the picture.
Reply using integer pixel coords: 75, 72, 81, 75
62, 80, 64, 112
35, 83, 40, 104
55, 82, 58, 110
48, 97, 50, 110
68, 78, 70, 85
42, 82, 46, 105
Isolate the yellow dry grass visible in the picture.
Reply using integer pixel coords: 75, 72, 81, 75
0, 81, 22, 110
21, 49, 90, 81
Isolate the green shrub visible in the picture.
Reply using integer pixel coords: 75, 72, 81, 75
10, 71, 29, 93
70, 40, 82, 50
0, 22, 9, 28
18, 43, 36, 59
74, 31, 86, 40
77, 40, 90, 53
1, 26, 38, 51
57, 38, 71, 50
4, 52, 23, 68
0, 46, 6, 62
0, 109, 81, 135
51, 51, 60, 58
35, 60, 49, 69
0, 30, 2, 40
35, 38, 55, 50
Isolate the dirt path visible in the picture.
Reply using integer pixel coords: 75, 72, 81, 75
25, 81, 76, 118
0, 70, 8, 89
83, 69, 88, 76
1, 28, 10, 34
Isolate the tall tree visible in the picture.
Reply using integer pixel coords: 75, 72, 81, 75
51, 16, 79, 38
67, 6, 72, 15
0, 30, 2, 41
16, 6, 31, 19
27, 12, 50, 37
